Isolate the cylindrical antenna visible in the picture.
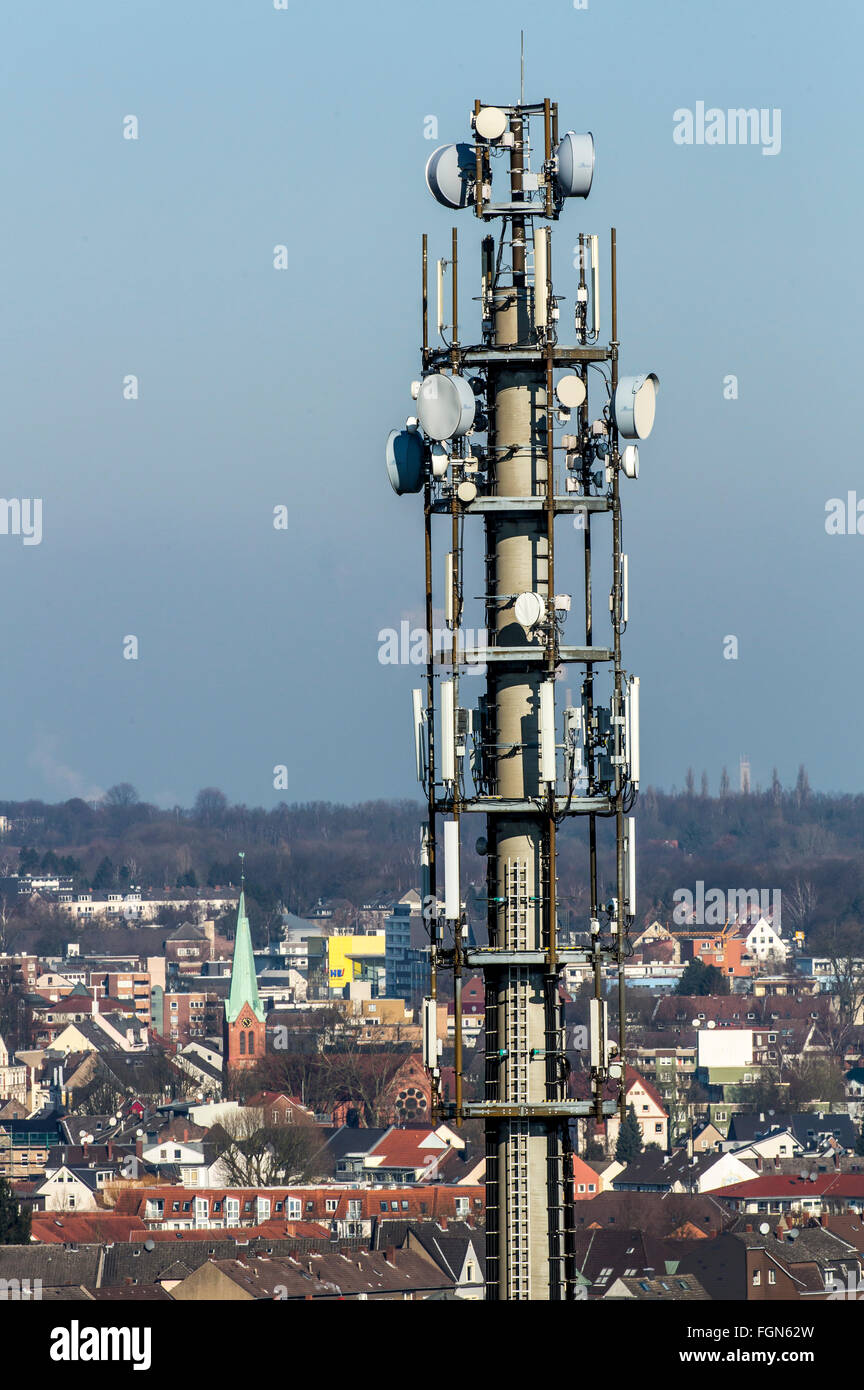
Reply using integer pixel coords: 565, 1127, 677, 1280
543, 98, 553, 217
451, 227, 459, 348
621, 554, 629, 624
590, 234, 600, 339
611, 226, 618, 351
437, 258, 445, 338
422, 234, 429, 354
474, 98, 484, 220
445, 551, 455, 628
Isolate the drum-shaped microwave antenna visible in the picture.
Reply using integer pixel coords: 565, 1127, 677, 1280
613, 373, 659, 440
621, 444, 640, 479
555, 131, 595, 198
425, 143, 477, 209
430, 443, 450, 479
514, 591, 545, 631
386, 428, 425, 495
556, 374, 587, 410
474, 106, 508, 142
416, 372, 476, 440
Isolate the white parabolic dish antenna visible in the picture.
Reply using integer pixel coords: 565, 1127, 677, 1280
556, 374, 587, 410
475, 106, 508, 141
555, 131, 595, 198
425, 143, 476, 209
416, 373, 476, 441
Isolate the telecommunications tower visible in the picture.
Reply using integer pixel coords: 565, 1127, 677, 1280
385, 91, 658, 1300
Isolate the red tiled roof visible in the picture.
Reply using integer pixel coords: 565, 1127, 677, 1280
366, 1130, 450, 1171
30, 1212, 148, 1244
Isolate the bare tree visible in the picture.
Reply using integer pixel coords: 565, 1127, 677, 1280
785, 879, 818, 937
211, 1110, 324, 1185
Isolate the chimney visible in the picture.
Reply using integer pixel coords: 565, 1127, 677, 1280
745, 1223, 753, 1232
183, 1128, 188, 1143
384, 1246, 396, 1265
107, 1141, 113, 1160
438, 1216, 448, 1231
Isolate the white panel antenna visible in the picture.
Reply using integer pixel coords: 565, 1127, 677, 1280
624, 817, 636, 918
589, 997, 607, 1069
441, 679, 456, 783
422, 997, 440, 1070
563, 704, 584, 784
412, 688, 426, 784
534, 225, 549, 330
444, 819, 460, 921
539, 680, 557, 785
625, 675, 640, 786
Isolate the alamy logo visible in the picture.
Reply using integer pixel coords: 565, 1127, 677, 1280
0, 1277, 42, 1299
0, 498, 42, 545
378, 621, 488, 675
50, 1321, 151, 1371
672, 881, 781, 929
673, 102, 781, 156
827, 1269, 864, 1300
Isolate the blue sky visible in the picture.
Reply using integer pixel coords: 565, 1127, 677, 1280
0, 0, 860, 806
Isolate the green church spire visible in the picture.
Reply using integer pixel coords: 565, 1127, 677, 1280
226, 852, 265, 1024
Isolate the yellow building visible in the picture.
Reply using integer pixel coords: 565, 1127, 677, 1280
326, 934, 385, 990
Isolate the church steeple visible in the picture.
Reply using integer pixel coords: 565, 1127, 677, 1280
226, 852, 265, 1024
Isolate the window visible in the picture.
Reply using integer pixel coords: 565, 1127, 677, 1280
655, 1123, 662, 1133
578, 1184, 585, 1193
768, 1270, 776, 1285
752, 1270, 761, 1286
456, 1197, 469, 1217
327, 1199, 339, 1213
347, 1200, 361, 1218
257, 1198, 271, 1222
595, 1268, 613, 1286
226, 1198, 239, 1224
